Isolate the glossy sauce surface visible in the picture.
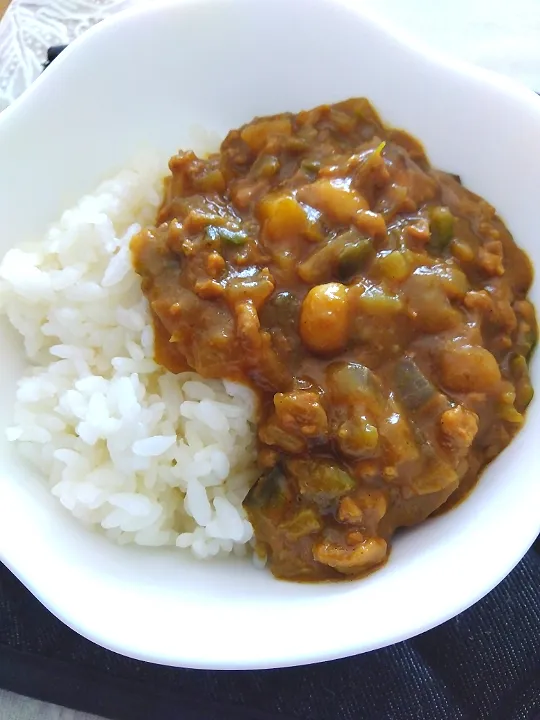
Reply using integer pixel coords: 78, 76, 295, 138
132, 99, 536, 581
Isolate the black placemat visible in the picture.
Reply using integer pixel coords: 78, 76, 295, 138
0, 537, 539, 720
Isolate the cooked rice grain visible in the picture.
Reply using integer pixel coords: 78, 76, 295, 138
0, 157, 259, 559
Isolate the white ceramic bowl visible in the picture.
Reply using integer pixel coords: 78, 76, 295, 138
0, 0, 538, 670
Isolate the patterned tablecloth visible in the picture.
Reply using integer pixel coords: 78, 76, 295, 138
0, 0, 135, 111
0, 1, 539, 719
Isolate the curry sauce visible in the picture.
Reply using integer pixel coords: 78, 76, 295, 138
131, 98, 536, 581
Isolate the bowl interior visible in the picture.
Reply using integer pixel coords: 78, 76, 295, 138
0, 0, 538, 669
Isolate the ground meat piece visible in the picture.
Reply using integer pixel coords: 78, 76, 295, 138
406, 216, 430, 243
194, 279, 224, 299
313, 536, 387, 574
478, 240, 504, 276
206, 251, 226, 277
337, 496, 364, 523
464, 290, 493, 314
235, 301, 290, 391
492, 300, 518, 332
274, 390, 328, 439
235, 300, 261, 349
337, 489, 387, 529
440, 406, 479, 450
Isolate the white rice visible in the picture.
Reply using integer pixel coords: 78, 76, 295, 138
0, 156, 259, 559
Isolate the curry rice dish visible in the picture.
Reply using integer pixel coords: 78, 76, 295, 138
2, 98, 536, 582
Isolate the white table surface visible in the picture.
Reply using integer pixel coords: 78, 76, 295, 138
1, 0, 540, 717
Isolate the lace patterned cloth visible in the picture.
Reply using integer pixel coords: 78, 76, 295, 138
0, 0, 139, 111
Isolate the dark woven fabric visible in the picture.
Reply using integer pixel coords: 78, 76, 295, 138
0, 537, 538, 720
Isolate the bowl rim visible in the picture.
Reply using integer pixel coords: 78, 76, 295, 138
0, 0, 539, 670
3, 0, 538, 127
